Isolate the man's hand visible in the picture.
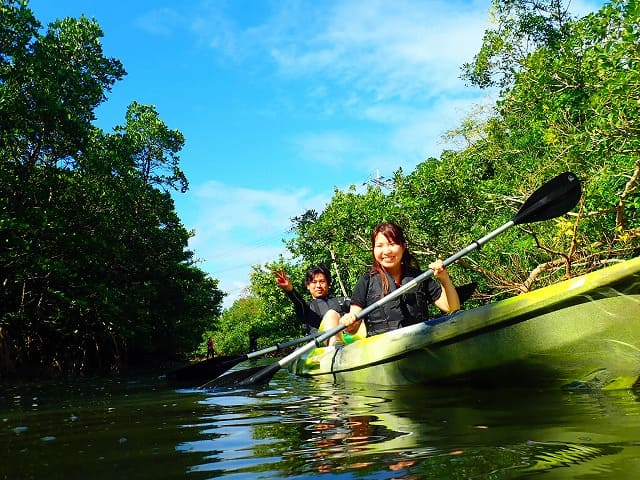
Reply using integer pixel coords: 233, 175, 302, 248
273, 269, 293, 292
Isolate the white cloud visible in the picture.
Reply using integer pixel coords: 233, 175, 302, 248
178, 1, 490, 97
185, 181, 331, 307
264, 0, 490, 98
256, 1, 493, 173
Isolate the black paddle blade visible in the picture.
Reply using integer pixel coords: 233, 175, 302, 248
199, 366, 270, 390
165, 355, 246, 387
513, 172, 581, 225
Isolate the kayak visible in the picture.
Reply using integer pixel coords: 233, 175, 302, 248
289, 256, 640, 390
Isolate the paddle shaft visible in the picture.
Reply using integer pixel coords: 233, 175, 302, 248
251, 220, 515, 381
244, 332, 319, 360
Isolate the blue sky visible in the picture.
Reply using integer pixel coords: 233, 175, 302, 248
28, 0, 601, 307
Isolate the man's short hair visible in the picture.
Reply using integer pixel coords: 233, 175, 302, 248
305, 265, 331, 285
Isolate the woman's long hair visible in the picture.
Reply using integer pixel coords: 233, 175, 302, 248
369, 222, 420, 295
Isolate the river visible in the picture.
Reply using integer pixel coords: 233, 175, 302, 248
2, 363, 639, 479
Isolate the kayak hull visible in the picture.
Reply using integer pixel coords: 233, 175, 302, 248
290, 257, 640, 390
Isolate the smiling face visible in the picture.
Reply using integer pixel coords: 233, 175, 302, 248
373, 232, 406, 275
306, 273, 330, 299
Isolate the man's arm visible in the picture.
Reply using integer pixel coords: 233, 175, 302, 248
285, 287, 308, 324
273, 270, 312, 331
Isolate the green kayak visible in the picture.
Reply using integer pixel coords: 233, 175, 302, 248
289, 256, 640, 390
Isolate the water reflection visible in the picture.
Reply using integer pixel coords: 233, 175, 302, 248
183, 375, 640, 479
1, 374, 639, 479
1, 378, 214, 480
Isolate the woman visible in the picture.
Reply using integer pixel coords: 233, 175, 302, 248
321, 222, 460, 345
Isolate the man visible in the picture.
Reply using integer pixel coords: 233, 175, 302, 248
273, 265, 349, 334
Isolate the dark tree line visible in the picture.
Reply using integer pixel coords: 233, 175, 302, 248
0, 1, 224, 379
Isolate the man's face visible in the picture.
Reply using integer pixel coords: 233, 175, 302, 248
306, 273, 329, 299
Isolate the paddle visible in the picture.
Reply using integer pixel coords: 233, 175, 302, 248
166, 332, 319, 387
204, 171, 582, 389
196, 282, 476, 389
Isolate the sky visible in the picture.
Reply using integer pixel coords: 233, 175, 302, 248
28, 0, 602, 307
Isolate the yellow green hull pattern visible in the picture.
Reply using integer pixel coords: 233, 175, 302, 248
289, 257, 640, 390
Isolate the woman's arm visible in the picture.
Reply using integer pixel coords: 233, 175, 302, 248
429, 260, 460, 313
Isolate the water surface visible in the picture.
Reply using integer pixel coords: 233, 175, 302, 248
2, 367, 639, 479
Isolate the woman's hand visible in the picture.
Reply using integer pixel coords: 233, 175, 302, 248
429, 259, 460, 313
339, 312, 361, 334
428, 259, 449, 280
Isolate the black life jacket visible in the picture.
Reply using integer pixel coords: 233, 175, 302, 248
305, 296, 350, 333
362, 268, 431, 336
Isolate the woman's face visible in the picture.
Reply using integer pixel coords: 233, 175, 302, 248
373, 232, 405, 273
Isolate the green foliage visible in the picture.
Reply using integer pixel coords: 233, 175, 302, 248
111, 102, 189, 193
461, 0, 574, 89
492, 0, 640, 255
249, 262, 301, 342
211, 296, 264, 355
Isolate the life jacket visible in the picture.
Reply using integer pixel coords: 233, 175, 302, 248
362, 268, 430, 336
309, 296, 349, 318
305, 296, 350, 333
